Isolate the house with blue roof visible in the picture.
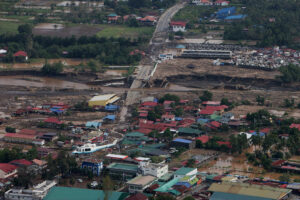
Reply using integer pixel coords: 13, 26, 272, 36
216, 6, 236, 19
171, 138, 195, 149
105, 105, 119, 112
103, 115, 116, 123
225, 14, 247, 21
85, 121, 102, 129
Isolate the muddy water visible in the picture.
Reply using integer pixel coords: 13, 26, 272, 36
0, 59, 87, 69
0, 75, 91, 90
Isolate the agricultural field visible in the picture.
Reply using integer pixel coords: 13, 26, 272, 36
96, 25, 155, 39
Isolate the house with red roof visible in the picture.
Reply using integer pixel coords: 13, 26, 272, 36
107, 13, 120, 23
13, 51, 28, 61
138, 16, 157, 26
198, 109, 216, 117
0, 163, 18, 179
9, 159, 33, 168
161, 114, 175, 122
214, 0, 229, 6
196, 135, 211, 144
19, 129, 38, 135
44, 117, 63, 128
170, 21, 187, 32
3, 133, 40, 145
141, 101, 158, 108
290, 123, 300, 131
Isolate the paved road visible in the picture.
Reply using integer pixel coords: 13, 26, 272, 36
120, 2, 187, 121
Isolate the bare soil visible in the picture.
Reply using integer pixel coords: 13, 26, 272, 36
33, 24, 102, 38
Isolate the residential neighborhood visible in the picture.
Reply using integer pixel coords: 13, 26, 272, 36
0, 0, 299, 200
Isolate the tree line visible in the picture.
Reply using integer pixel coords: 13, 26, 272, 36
0, 24, 144, 65
223, 0, 300, 48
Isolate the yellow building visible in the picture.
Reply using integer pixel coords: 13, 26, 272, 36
88, 94, 120, 107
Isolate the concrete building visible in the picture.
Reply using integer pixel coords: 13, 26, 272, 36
81, 159, 103, 176
126, 175, 156, 193
139, 161, 168, 178
174, 167, 197, 179
171, 138, 195, 149
5, 180, 56, 200
209, 182, 292, 200
170, 21, 187, 32
107, 163, 139, 180
88, 94, 120, 107
0, 163, 18, 179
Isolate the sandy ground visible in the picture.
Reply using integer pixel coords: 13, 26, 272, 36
153, 58, 280, 80
33, 24, 102, 37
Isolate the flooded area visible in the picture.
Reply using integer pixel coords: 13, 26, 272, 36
0, 58, 87, 70
0, 75, 91, 90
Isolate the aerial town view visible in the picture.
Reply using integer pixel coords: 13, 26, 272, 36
0, 0, 299, 199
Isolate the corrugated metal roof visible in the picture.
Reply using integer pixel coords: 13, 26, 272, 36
208, 182, 291, 199
44, 186, 128, 200
210, 192, 272, 200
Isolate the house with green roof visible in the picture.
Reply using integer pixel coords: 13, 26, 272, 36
174, 167, 197, 179
107, 163, 139, 180
178, 127, 203, 137
43, 186, 129, 200
122, 132, 150, 146
208, 182, 292, 200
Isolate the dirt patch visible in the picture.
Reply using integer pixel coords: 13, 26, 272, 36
33, 24, 102, 38
153, 58, 280, 80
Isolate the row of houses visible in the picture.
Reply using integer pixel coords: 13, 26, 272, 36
107, 13, 157, 26
192, 0, 230, 6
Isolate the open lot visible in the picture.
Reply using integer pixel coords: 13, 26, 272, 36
96, 25, 154, 39
33, 24, 102, 38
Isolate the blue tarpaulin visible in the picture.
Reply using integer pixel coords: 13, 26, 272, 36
103, 115, 116, 121
86, 121, 102, 128
105, 105, 119, 111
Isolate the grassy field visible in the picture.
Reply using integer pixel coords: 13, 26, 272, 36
173, 5, 218, 23
0, 21, 23, 34
96, 25, 154, 39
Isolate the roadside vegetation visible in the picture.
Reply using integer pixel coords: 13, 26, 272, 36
224, 0, 300, 48
0, 24, 144, 65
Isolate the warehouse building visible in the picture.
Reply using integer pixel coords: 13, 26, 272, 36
208, 182, 292, 200
171, 138, 195, 149
88, 94, 120, 107
107, 163, 139, 180
127, 175, 156, 193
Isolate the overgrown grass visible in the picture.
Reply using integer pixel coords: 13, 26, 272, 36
96, 25, 154, 39
173, 5, 218, 23
0, 21, 23, 34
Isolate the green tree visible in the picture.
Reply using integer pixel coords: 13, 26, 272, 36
256, 95, 265, 106
5, 127, 16, 133
200, 90, 213, 102
279, 174, 290, 183
41, 62, 64, 75
103, 176, 114, 200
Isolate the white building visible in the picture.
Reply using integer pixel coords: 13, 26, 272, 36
170, 21, 187, 32
139, 161, 168, 178
126, 175, 156, 193
174, 167, 197, 179
214, 0, 229, 6
5, 180, 56, 200
192, 0, 213, 6
158, 54, 174, 61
